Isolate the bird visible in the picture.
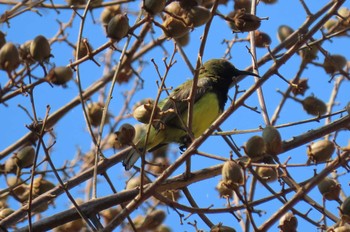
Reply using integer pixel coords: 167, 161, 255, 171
123, 59, 259, 170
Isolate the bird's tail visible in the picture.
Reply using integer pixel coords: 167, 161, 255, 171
123, 144, 143, 170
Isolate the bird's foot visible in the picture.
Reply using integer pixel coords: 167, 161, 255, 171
179, 144, 187, 153
179, 135, 193, 153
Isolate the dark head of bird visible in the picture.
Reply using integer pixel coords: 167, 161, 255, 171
200, 59, 260, 86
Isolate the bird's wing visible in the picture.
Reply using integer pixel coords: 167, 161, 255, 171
154, 77, 214, 131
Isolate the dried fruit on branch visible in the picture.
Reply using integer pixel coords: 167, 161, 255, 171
222, 160, 244, 189
143, 0, 166, 15
114, 123, 136, 146
256, 166, 277, 183
301, 96, 327, 116
87, 102, 109, 127
262, 126, 283, 155
244, 135, 266, 160
279, 212, 298, 232
277, 25, 296, 49
307, 140, 335, 163
227, 8, 261, 32
107, 14, 130, 41
323, 54, 347, 74
47, 66, 73, 86
0, 42, 20, 73
30, 35, 51, 63
317, 177, 341, 201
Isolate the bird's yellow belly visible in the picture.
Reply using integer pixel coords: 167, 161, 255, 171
183, 92, 221, 138
146, 93, 221, 150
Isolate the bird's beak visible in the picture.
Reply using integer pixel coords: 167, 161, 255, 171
230, 70, 261, 88
236, 70, 260, 78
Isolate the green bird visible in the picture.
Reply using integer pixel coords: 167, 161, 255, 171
123, 59, 259, 170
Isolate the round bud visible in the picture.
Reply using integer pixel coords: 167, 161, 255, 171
341, 196, 350, 223
323, 55, 347, 74
82, 151, 95, 169
337, 7, 350, 27
31, 177, 54, 212
126, 176, 150, 190
162, 1, 190, 38
0, 208, 14, 220
162, 16, 189, 38
7, 146, 36, 173
103, 133, 118, 150
7, 177, 29, 203
133, 102, 161, 124
116, 65, 133, 84
155, 225, 172, 232
0, 31, 6, 49
307, 140, 335, 163
333, 225, 350, 232
277, 25, 295, 49
4, 157, 18, 173
279, 212, 298, 232
222, 160, 244, 189
250, 30, 272, 48
244, 135, 266, 159
132, 104, 151, 123
140, 209, 166, 230
32, 177, 55, 196
201, 0, 229, 8
216, 180, 233, 198
115, 123, 135, 146
65, 0, 86, 6
30, 35, 51, 63
73, 39, 93, 59
233, 0, 251, 12
107, 14, 130, 41
125, 176, 149, 190
101, 207, 120, 225
261, 0, 277, 3
328, 24, 350, 37
262, 126, 282, 155
301, 96, 327, 116
143, 0, 166, 15
323, 19, 337, 32
100, 5, 121, 26
299, 44, 319, 63
89, 0, 102, 8
16, 146, 35, 168
334, 224, 350, 232
132, 215, 145, 229
175, 32, 190, 47
87, 102, 109, 127
133, 98, 154, 110
164, 1, 186, 16
229, 9, 261, 32
0, 191, 8, 209
317, 177, 341, 201
60, 218, 85, 231
0, 42, 20, 73
210, 223, 237, 232
256, 166, 277, 183
47, 66, 73, 86
188, 6, 210, 27
19, 40, 33, 64
291, 78, 309, 96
